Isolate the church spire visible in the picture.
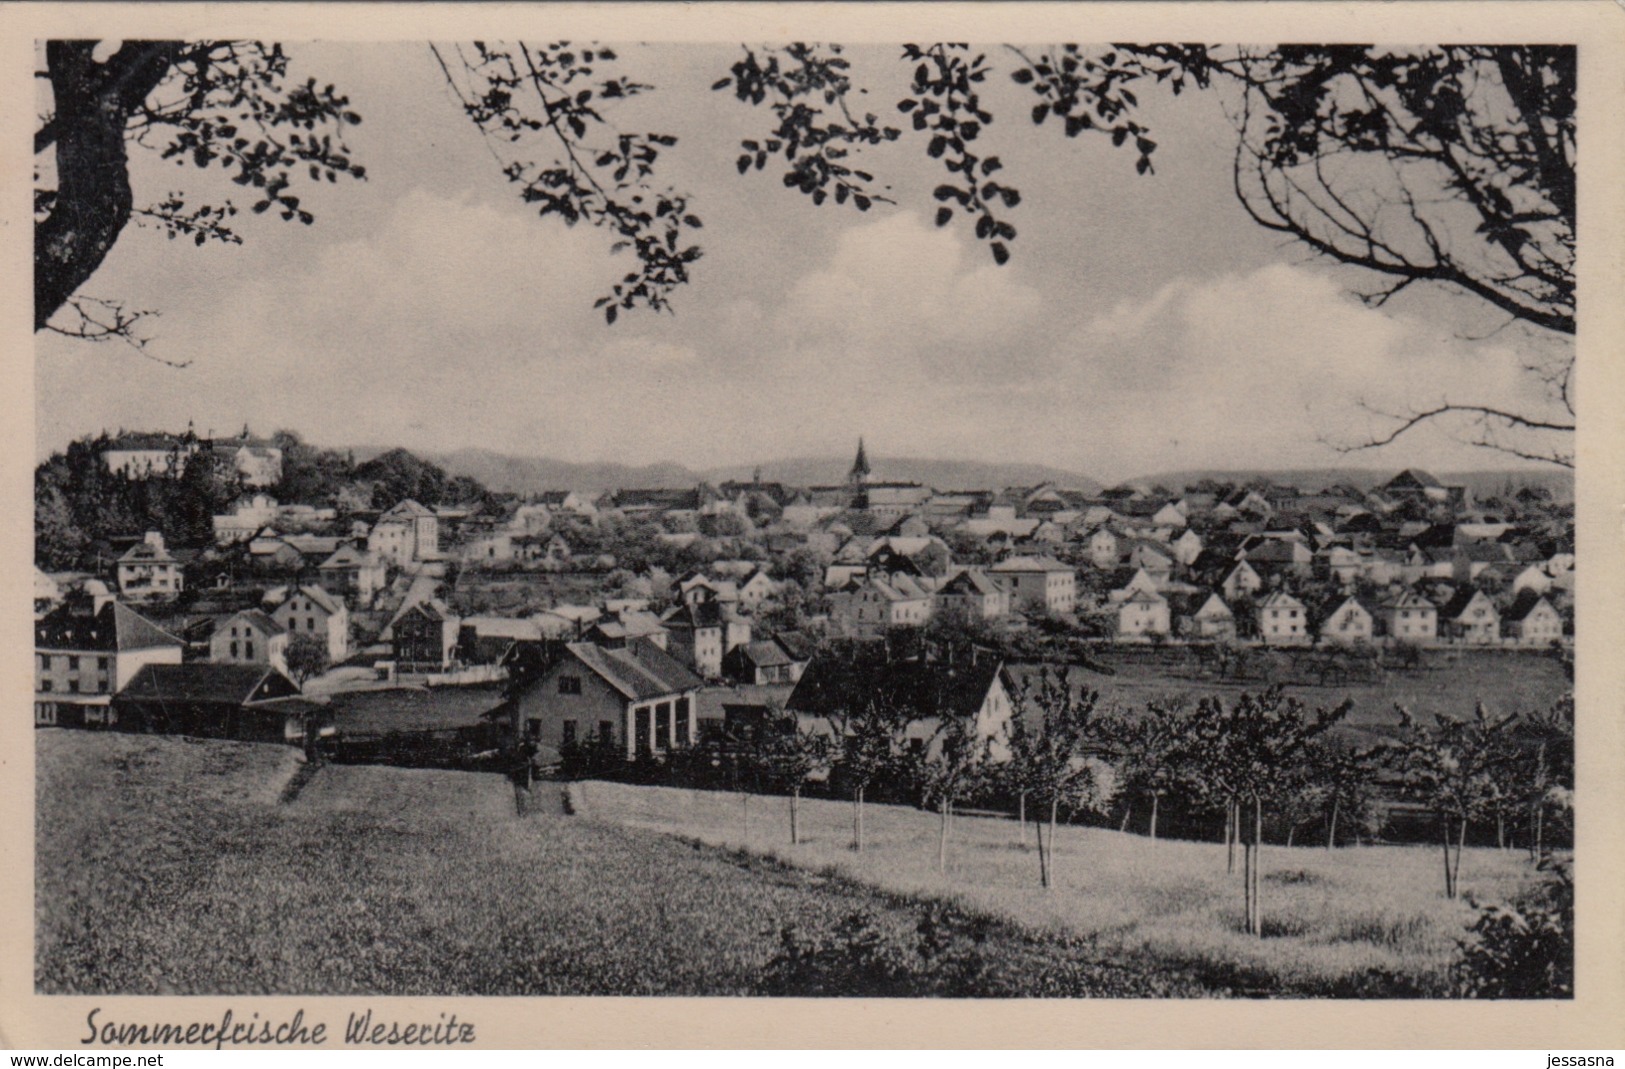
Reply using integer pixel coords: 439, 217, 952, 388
849, 437, 871, 485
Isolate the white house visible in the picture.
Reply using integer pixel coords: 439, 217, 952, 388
369, 499, 440, 565
1504, 591, 1563, 646
265, 584, 350, 664
1257, 590, 1309, 646
1317, 595, 1376, 646
209, 609, 290, 675
990, 556, 1077, 615
116, 531, 184, 602
1384, 590, 1438, 645
1116, 589, 1171, 640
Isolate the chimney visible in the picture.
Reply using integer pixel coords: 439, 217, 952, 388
144, 530, 165, 550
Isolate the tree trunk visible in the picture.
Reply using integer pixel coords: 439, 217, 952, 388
742, 791, 750, 843
853, 785, 864, 852
1286, 824, 1295, 848
1496, 813, 1505, 851
1250, 795, 1264, 936
1048, 796, 1060, 889
1327, 798, 1339, 850
1453, 815, 1468, 896
1019, 790, 1028, 842
1119, 801, 1132, 833
789, 788, 800, 846
937, 797, 951, 874
1226, 800, 1237, 874
1149, 793, 1159, 841
1441, 815, 1455, 898
1034, 805, 1050, 888
1242, 821, 1254, 935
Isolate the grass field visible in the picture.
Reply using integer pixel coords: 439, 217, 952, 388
576, 779, 1552, 996
38, 731, 1245, 997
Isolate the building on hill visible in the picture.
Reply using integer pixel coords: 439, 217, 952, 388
111, 663, 319, 745
1257, 590, 1310, 646
494, 639, 705, 762
116, 531, 184, 602
829, 572, 934, 637
661, 600, 750, 678
586, 610, 669, 651
1183, 592, 1236, 642
265, 584, 350, 663
317, 544, 388, 606
213, 494, 281, 545
1383, 590, 1438, 645
209, 609, 290, 675
393, 599, 462, 673
1384, 468, 1469, 508
1503, 590, 1564, 646
723, 639, 806, 686
990, 555, 1077, 615
1316, 594, 1377, 647
785, 652, 1016, 762
1439, 587, 1501, 645
369, 499, 440, 566
1116, 589, 1171, 640
34, 595, 183, 727
934, 568, 1009, 621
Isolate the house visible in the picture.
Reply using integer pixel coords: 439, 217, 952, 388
586, 610, 669, 651
496, 639, 704, 761
462, 531, 517, 564
1172, 529, 1205, 567
829, 573, 934, 637
736, 568, 779, 610
1439, 587, 1501, 645
1503, 591, 1563, 647
662, 600, 750, 679
989, 556, 1077, 615
101, 431, 198, 479
535, 603, 603, 640
934, 568, 1010, 621
317, 545, 388, 605
117, 531, 184, 602
1256, 590, 1310, 646
1385, 468, 1466, 506
1220, 560, 1265, 602
1082, 526, 1123, 569
265, 584, 350, 663
213, 494, 281, 545
368, 499, 440, 565
675, 573, 741, 607
34, 567, 62, 616
1185, 593, 1236, 642
1317, 595, 1377, 646
34, 595, 184, 727
536, 490, 599, 518
208, 428, 284, 487
867, 535, 952, 579
205, 607, 288, 673
456, 616, 545, 665
1384, 590, 1438, 645
1126, 540, 1175, 584
723, 639, 805, 685
1116, 589, 1171, 640
393, 599, 462, 672
111, 663, 320, 745
785, 652, 1017, 762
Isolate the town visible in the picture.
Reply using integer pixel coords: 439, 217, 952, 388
35, 429, 1573, 761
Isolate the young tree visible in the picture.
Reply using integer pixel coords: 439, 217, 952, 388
1378, 703, 1519, 899
1006, 668, 1113, 890
284, 632, 330, 686
1110, 698, 1189, 841
1302, 736, 1383, 849
830, 694, 916, 853
1183, 687, 1350, 935
758, 715, 833, 846
916, 713, 987, 876
1512, 695, 1575, 861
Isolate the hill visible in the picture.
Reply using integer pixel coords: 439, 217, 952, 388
703, 456, 1102, 493
1131, 467, 1574, 502
350, 446, 700, 494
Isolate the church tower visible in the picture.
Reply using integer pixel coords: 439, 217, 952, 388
848, 438, 872, 487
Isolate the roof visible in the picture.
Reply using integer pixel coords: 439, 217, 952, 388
117, 663, 299, 706
939, 568, 1002, 597
733, 641, 796, 669
1440, 587, 1495, 619
118, 539, 175, 565
773, 630, 817, 661
1388, 468, 1444, 490
221, 608, 286, 637
989, 555, 1071, 574
562, 640, 705, 702
290, 585, 345, 615
1505, 590, 1555, 622
319, 544, 382, 570
36, 601, 183, 653
785, 653, 1009, 723
379, 499, 435, 520
1257, 590, 1306, 610
460, 616, 544, 641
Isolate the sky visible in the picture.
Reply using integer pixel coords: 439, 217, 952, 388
34, 42, 1573, 484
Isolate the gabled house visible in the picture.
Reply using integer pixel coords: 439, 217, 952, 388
1503, 590, 1563, 647
498, 639, 704, 761
265, 584, 350, 664
829, 573, 934, 637
1439, 587, 1501, 645
317, 544, 388, 606
723, 639, 806, 686
112, 663, 321, 745
209, 609, 290, 675
35, 596, 184, 727
736, 568, 779, 610
934, 568, 1010, 621
1256, 590, 1310, 646
587, 610, 669, 651
1220, 559, 1265, 602
1383, 590, 1438, 645
786, 653, 1017, 763
368, 499, 440, 565
117, 531, 184, 602
1185, 592, 1236, 642
662, 599, 750, 679
1126, 540, 1175, 583
1510, 563, 1554, 596
1316, 595, 1377, 646
1116, 589, 1171, 640
393, 598, 462, 672
1083, 526, 1123, 569
1172, 529, 1205, 567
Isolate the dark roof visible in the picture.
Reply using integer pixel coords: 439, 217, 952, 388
327, 684, 505, 733
1504, 589, 1554, 622
36, 601, 183, 653
117, 663, 300, 706
563, 639, 704, 701
773, 630, 817, 661
732, 641, 796, 669
785, 653, 1008, 723
1440, 587, 1494, 619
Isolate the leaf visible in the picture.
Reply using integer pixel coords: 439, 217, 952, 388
1032, 103, 1050, 125
935, 206, 953, 227
605, 304, 618, 325
991, 241, 1009, 265
1011, 67, 1035, 85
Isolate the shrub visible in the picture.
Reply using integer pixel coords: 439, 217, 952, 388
1452, 856, 1573, 998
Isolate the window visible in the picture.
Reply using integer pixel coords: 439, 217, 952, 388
526, 718, 542, 740
230, 641, 239, 658
40, 679, 52, 693
562, 720, 577, 745
599, 720, 614, 745
68, 655, 79, 671
245, 641, 254, 660
558, 675, 582, 695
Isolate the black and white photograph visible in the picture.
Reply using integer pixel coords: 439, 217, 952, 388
10, 0, 1625, 1050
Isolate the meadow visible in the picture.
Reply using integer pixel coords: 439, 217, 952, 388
36, 731, 1229, 996
575, 778, 1552, 996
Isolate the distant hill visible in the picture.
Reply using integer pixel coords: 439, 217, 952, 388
350, 446, 1103, 496
703, 456, 1102, 494
1133, 467, 1574, 502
